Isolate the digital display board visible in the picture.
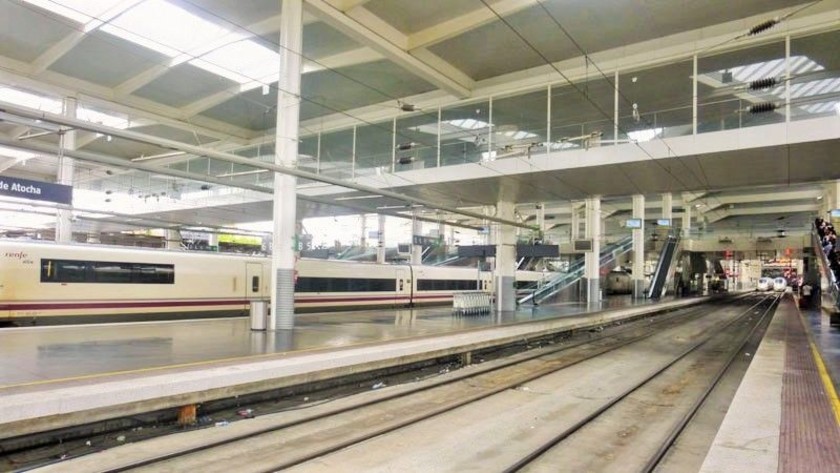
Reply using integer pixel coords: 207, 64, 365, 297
625, 218, 642, 229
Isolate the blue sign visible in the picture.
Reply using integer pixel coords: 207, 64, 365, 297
625, 218, 642, 229
0, 176, 72, 205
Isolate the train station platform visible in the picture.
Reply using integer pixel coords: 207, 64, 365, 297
700, 296, 840, 472
0, 295, 649, 386
0, 295, 690, 440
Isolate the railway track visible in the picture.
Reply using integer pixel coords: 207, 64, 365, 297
23, 294, 778, 473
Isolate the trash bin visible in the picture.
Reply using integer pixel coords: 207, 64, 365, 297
250, 299, 268, 331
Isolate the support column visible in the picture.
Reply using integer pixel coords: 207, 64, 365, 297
661, 192, 673, 224
682, 201, 692, 237
632, 194, 645, 299
411, 210, 422, 265
164, 229, 182, 250
55, 97, 77, 243
269, 0, 303, 331
536, 203, 546, 240
207, 232, 219, 251
359, 214, 367, 249
438, 220, 446, 245
376, 214, 386, 264
570, 202, 580, 242
584, 196, 602, 306
495, 200, 517, 312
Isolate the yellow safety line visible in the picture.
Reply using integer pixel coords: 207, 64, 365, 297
809, 342, 840, 426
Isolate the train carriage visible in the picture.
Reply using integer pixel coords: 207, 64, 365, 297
1, 240, 544, 325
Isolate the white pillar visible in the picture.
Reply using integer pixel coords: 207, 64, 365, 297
376, 214, 386, 264
682, 201, 692, 237
207, 232, 219, 251
584, 196, 601, 306
269, 0, 303, 331
438, 220, 446, 245
411, 210, 422, 265
165, 229, 182, 250
632, 194, 645, 299
661, 192, 673, 223
360, 214, 367, 249
495, 200, 517, 312
570, 202, 580, 242
536, 203, 546, 238
55, 97, 77, 243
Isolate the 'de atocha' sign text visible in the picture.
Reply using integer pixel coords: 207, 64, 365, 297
0, 175, 72, 205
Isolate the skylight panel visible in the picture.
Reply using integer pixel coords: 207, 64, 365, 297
0, 88, 62, 114
77, 107, 130, 129
0, 145, 37, 161
627, 128, 664, 143
21, 0, 140, 30
190, 40, 281, 85
103, 0, 234, 58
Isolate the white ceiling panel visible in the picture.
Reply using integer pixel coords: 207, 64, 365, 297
0, 1, 78, 62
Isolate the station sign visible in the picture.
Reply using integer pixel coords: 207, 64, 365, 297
0, 176, 72, 205
625, 218, 642, 229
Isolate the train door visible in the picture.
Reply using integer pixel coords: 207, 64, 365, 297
396, 267, 411, 307
245, 263, 263, 299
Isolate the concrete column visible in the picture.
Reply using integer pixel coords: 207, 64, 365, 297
570, 202, 580, 242
584, 196, 601, 306
55, 97, 77, 243
411, 210, 422, 265
495, 200, 517, 312
536, 203, 546, 238
682, 202, 692, 237
207, 232, 219, 250
661, 192, 673, 223
632, 194, 645, 299
269, 0, 303, 331
376, 214, 386, 264
438, 220, 446, 244
360, 214, 367, 249
165, 229, 182, 250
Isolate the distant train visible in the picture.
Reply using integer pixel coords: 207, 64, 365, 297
604, 269, 634, 295
772, 277, 788, 292
0, 240, 545, 325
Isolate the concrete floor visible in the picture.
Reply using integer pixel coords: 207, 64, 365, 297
0, 296, 651, 386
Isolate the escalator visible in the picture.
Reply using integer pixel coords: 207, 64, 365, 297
648, 232, 680, 299
518, 236, 634, 306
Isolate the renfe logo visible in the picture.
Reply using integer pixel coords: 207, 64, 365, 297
4, 251, 29, 260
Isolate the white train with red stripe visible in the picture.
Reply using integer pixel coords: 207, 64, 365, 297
0, 240, 544, 325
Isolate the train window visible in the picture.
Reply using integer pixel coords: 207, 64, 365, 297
133, 264, 174, 284
295, 277, 396, 292
40, 259, 174, 284
92, 262, 133, 283
417, 279, 480, 291
252, 276, 259, 292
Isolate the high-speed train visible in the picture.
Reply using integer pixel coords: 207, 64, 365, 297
0, 240, 545, 325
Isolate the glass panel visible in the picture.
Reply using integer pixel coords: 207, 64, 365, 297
550, 75, 614, 153
491, 89, 548, 160
396, 112, 439, 170
355, 122, 394, 177
618, 61, 693, 143
698, 41, 786, 133
440, 100, 490, 166
790, 30, 840, 121
319, 129, 353, 180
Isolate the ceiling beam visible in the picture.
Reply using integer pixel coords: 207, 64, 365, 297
181, 47, 382, 117
0, 54, 254, 143
705, 204, 819, 223
304, 0, 472, 98
408, 0, 538, 50
327, 0, 374, 11
30, 31, 87, 75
